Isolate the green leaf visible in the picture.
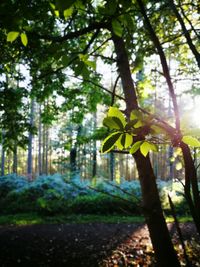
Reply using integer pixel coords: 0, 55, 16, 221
112, 19, 123, 37
105, 1, 117, 15
130, 110, 143, 120
61, 55, 70, 67
124, 133, 133, 148
140, 141, 157, 157
116, 136, 124, 150
122, 14, 134, 29
74, 0, 85, 9
55, 0, 74, 11
149, 143, 158, 152
140, 142, 150, 157
50, 3, 56, 9
7, 31, 19, 43
54, 10, 60, 17
20, 33, 28, 46
79, 54, 96, 70
85, 60, 96, 70
134, 120, 143, 128
182, 136, 200, 147
64, 7, 73, 19
108, 107, 126, 127
125, 119, 138, 131
101, 132, 122, 153
115, 133, 133, 150
175, 162, 182, 171
103, 117, 124, 130
129, 141, 142, 154
150, 125, 162, 134
130, 110, 143, 128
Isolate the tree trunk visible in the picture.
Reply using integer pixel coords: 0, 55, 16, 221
38, 104, 42, 175
70, 147, 77, 176
27, 98, 35, 180
1, 131, 5, 176
13, 144, 18, 174
180, 142, 200, 234
109, 152, 115, 181
92, 112, 97, 177
45, 127, 49, 175
42, 124, 46, 174
112, 33, 180, 267
136, 0, 200, 235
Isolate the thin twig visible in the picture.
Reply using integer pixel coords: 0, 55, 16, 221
105, 180, 141, 202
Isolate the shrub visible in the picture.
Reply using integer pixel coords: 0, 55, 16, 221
67, 194, 140, 215
0, 174, 193, 216
0, 174, 28, 198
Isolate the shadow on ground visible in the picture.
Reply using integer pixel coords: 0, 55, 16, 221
0, 222, 198, 266
0, 223, 146, 267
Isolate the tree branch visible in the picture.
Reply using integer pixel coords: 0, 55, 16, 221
136, 0, 180, 132
33, 21, 109, 42
169, 0, 200, 69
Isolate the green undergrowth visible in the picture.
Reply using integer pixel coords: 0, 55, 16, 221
0, 213, 192, 226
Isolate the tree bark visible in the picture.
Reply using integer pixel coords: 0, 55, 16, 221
45, 127, 49, 175
109, 152, 115, 181
1, 131, 5, 176
38, 104, 42, 175
136, 0, 200, 235
12, 144, 18, 174
180, 142, 200, 234
92, 112, 97, 178
112, 33, 180, 267
27, 98, 35, 180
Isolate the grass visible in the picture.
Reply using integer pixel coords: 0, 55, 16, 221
0, 213, 145, 225
0, 213, 193, 226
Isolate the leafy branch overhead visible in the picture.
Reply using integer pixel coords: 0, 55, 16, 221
101, 107, 200, 156
7, 32, 28, 46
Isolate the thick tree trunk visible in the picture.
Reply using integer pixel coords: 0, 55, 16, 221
136, 0, 200, 235
112, 34, 180, 267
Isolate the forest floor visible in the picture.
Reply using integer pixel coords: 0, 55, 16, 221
0, 222, 199, 267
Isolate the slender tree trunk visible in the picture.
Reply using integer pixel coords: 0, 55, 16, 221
1, 131, 5, 176
112, 33, 180, 267
70, 147, 77, 177
168, 146, 174, 180
180, 142, 200, 234
45, 127, 49, 175
92, 112, 97, 177
109, 152, 115, 181
13, 144, 18, 174
42, 124, 46, 174
92, 143, 97, 177
38, 104, 42, 175
27, 98, 35, 180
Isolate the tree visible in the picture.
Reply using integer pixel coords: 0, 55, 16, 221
2, 0, 200, 265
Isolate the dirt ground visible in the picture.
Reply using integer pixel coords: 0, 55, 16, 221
0, 222, 199, 267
